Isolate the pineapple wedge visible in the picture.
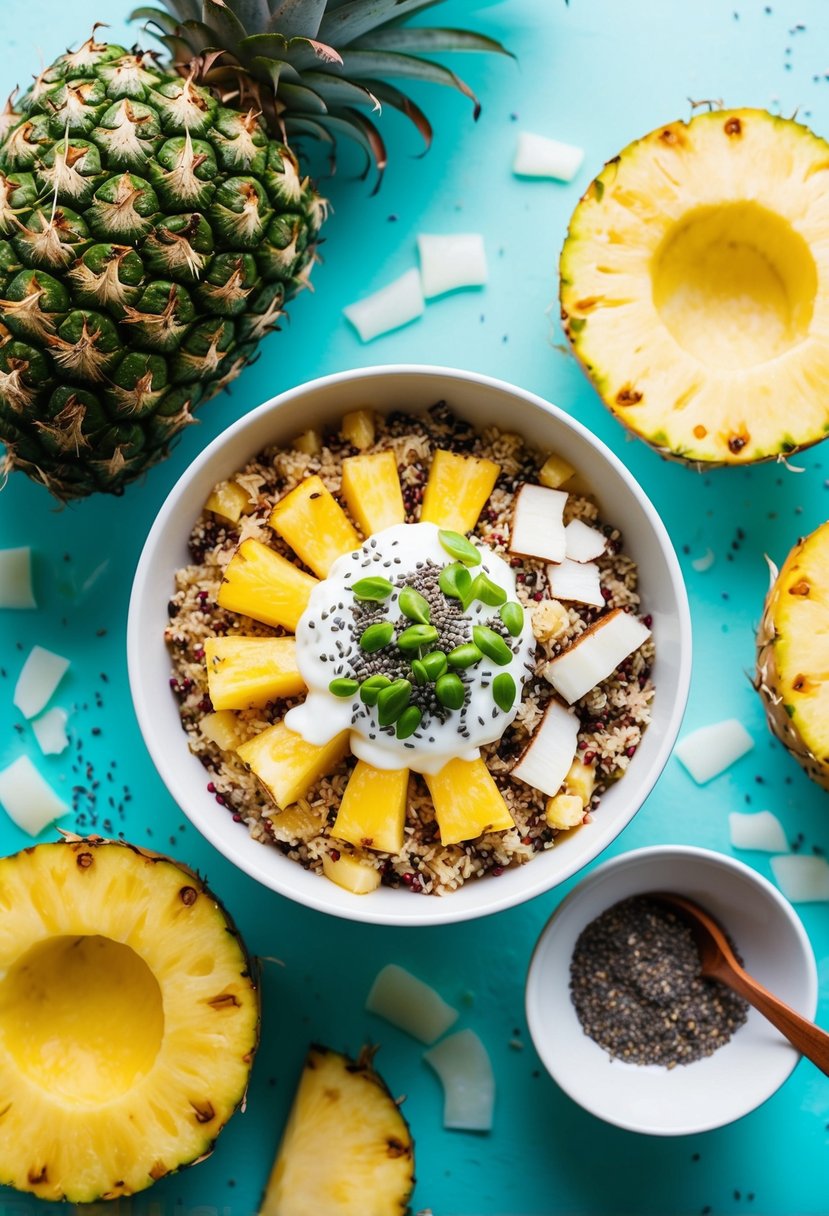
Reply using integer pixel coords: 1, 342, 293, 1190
332, 762, 409, 854
420, 450, 500, 534
322, 850, 382, 895
424, 757, 514, 846
201, 709, 243, 751
205, 480, 253, 524
342, 409, 376, 450
341, 451, 405, 536
237, 723, 349, 809
218, 539, 318, 632
269, 475, 360, 578
260, 1046, 413, 1216
205, 637, 304, 710
293, 429, 322, 456
539, 454, 575, 489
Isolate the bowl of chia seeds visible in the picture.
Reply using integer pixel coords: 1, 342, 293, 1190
525, 844, 818, 1134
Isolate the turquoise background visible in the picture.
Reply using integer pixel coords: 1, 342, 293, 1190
2, 1, 829, 1213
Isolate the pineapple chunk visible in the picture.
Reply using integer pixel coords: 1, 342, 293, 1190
322, 850, 382, 894
539, 454, 575, 489
545, 793, 585, 829
341, 451, 405, 536
420, 449, 500, 533
293, 429, 322, 456
565, 757, 596, 806
201, 709, 243, 751
218, 539, 317, 631
269, 475, 360, 577
204, 479, 253, 523
268, 802, 325, 844
205, 636, 304, 710
332, 762, 409, 854
237, 722, 349, 809
342, 409, 376, 450
424, 757, 514, 846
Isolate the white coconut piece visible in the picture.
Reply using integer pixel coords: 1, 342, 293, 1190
770, 855, 829, 903
423, 1029, 495, 1132
508, 484, 567, 563
32, 707, 70, 756
513, 131, 584, 182
417, 233, 487, 298
546, 558, 603, 607
0, 547, 36, 609
511, 699, 579, 797
691, 548, 715, 573
13, 645, 70, 720
564, 519, 607, 563
366, 963, 459, 1044
728, 810, 788, 854
675, 720, 754, 784
0, 755, 68, 835
343, 268, 424, 342
545, 609, 651, 705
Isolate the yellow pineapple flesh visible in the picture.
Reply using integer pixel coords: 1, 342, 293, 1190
292, 429, 322, 456
322, 850, 382, 894
424, 757, 514, 846
269, 475, 360, 577
205, 637, 305, 710
332, 762, 409, 854
204, 480, 254, 524
201, 709, 243, 751
420, 449, 500, 533
539, 454, 575, 489
237, 722, 349, 809
218, 539, 318, 632
342, 409, 376, 450
341, 451, 405, 536
268, 802, 326, 845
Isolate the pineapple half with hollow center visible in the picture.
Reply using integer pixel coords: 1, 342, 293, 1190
561, 108, 829, 466
0, 837, 258, 1202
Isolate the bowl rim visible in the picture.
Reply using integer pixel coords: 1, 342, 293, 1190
524, 843, 819, 1135
128, 363, 693, 926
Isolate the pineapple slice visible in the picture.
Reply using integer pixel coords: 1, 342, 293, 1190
424, 757, 514, 846
420, 449, 500, 534
341, 451, 405, 535
201, 709, 243, 751
204, 479, 253, 523
260, 1045, 413, 1215
332, 762, 409, 854
218, 539, 317, 632
269, 475, 360, 578
342, 409, 376, 450
205, 636, 304, 710
322, 850, 382, 895
237, 722, 349, 809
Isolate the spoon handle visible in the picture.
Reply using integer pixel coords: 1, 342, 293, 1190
716, 964, 829, 1076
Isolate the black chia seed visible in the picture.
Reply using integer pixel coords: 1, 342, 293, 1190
569, 896, 749, 1068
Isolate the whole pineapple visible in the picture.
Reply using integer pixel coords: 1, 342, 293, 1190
0, 3, 504, 501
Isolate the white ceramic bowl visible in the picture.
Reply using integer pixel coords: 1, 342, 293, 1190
525, 845, 818, 1135
128, 365, 691, 926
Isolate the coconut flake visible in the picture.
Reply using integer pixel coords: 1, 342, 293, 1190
770, 855, 829, 903
513, 131, 584, 182
565, 519, 607, 563
511, 699, 579, 797
366, 964, 459, 1044
417, 233, 487, 299
675, 720, 754, 784
13, 645, 70, 719
691, 548, 715, 573
508, 484, 567, 563
545, 609, 651, 705
423, 1029, 495, 1132
546, 558, 603, 607
32, 707, 70, 756
0, 755, 68, 835
343, 268, 424, 342
0, 547, 36, 608
728, 810, 788, 854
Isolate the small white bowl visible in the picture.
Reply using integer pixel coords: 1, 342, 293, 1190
525, 845, 818, 1135
128, 365, 691, 927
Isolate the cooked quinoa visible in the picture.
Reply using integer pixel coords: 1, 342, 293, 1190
165, 403, 655, 896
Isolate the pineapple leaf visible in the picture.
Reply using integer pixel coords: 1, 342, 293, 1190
318, 0, 443, 47
131, 7, 183, 34
163, 0, 202, 20
223, 0, 271, 29
179, 18, 220, 51
339, 49, 479, 116
201, 0, 248, 54
318, 107, 387, 189
302, 70, 379, 111
363, 79, 431, 152
250, 52, 303, 89
279, 80, 329, 114
239, 32, 342, 71
266, 0, 328, 39
352, 26, 513, 56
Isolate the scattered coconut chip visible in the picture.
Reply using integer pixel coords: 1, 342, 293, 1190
366, 963, 459, 1044
423, 1029, 495, 1132
0, 547, 36, 609
545, 609, 651, 705
565, 519, 607, 563
417, 233, 488, 298
691, 548, 715, 573
513, 131, 584, 181
770, 855, 829, 903
508, 484, 567, 563
343, 268, 424, 342
13, 645, 70, 720
728, 810, 788, 854
0, 755, 68, 835
546, 558, 603, 607
675, 720, 754, 784
511, 699, 579, 797
32, 707, 70, 757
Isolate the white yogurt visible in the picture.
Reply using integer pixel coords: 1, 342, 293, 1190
285, 522, 536, 775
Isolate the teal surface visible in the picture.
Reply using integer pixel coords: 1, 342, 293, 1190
2, 2, 829, 1213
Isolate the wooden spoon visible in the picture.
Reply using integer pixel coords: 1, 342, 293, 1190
651, 891, 829, 1076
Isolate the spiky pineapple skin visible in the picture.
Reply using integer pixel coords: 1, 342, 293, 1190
0, 36, 324, 500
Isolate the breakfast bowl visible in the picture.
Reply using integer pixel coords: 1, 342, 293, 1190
525, 845, 818, 1135
128, 365, 691, 926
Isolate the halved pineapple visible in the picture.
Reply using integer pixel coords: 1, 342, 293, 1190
420, 450, 500, 533
237, 722, 349, 809
341, 451, 405, 535
260, 1046, 413, 1216
0, 838, 258, 1203
332, 762, 409, 854
561, 108, 829, 465
204, 480, 254, 524
218, 539, 318, 631
424, 757, 514, 846
269, 475, 360, 577
205, 636, 305, 710
756, 522, 829, 788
